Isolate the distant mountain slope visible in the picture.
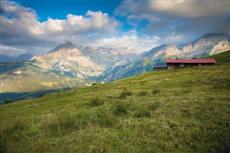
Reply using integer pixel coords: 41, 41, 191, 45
81, 46, 137, 69
0, 42, 137, 93
1, 51, 229, 152
0, 63, 87, 93
0, 53, 33, 62
31, 41, 137, 79
0, 62, 24, 74
32, 44, 104, 79
101, 34, 230, 81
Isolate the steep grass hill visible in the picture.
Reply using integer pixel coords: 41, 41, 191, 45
0, 51, 230, 153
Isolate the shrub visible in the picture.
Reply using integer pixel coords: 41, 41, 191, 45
89, 97, 104, 107
113, 104, 128, 116
138, 91, 148, 96
152, 89, 160, 94
119, 89, 132, 99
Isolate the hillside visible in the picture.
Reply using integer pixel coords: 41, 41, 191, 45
0, 52, 230, 153
210, 50, 230, 63
0, 63, 87, 93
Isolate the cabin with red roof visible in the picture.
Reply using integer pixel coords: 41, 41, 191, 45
165, 58, 216, 69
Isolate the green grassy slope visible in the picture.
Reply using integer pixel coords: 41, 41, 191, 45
1, 52, 230, 153
210, 50, 230, 64
0, 63, 87, 93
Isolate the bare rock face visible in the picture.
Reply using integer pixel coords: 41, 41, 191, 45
32, 47, 104, 78
210, 40, 230, 55
164, 45, 181, 57
31, 41, 138, 79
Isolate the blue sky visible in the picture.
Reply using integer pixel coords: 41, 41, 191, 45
12, 0, 142, 34
0, 0, 230, 55
14, 0, 121, 21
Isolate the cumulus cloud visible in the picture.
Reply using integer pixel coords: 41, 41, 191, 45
0, 44, 26, 56
116, 0, 230, 44
0, 0, 163, 54
161, 32, 185, 45
117, 0, 230, 18
36, 11, 118, 35
0, 0, 119, 54
1, 0, 229, 55
89, 30, 160, 52
150, 0, 230, 18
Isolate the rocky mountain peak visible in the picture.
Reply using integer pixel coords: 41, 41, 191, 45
48, 41, 76, 54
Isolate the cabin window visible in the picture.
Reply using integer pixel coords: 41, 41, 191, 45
179, 64, 185, 67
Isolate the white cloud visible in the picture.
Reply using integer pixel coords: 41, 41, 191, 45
0, 0, 161, 54
0, 0, 119, 53
0, 44, 26, 56
90, 30, 160, 53
162, 32, 185, 44
117, 0, 230, 19
36, 10, 118, 35
150, 0, 230, 18
2, 0, 229, 56
116, 0, 230, 45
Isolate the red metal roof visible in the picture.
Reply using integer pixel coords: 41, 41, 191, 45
166, 58, 216, 64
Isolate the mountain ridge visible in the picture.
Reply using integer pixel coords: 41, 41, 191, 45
0, 33, 229, 93
100, 34, 230, 81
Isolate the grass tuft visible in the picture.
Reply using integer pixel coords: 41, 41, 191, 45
152, 89, 160, 94
89, 110, 116, 128
138, 90, 148, 96
42, 113, 88, 134
119, 89, 132, 99
113, 103, 128, 116
134, 108, 151, 118
148, 102, 160, 111
6, 121, 29, 135
89, 97, 104, 107
0, 136, 7, 153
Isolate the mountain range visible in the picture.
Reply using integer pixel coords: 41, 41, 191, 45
0, 34, 229, 94
99, 34, 230, 81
